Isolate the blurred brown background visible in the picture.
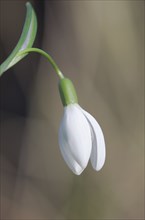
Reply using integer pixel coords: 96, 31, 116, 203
0, 0, 144, 219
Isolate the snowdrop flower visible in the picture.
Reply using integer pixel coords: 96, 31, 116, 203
59, 78, 106, 175
0, 1, 105, 176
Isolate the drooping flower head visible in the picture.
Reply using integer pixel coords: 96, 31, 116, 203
59, 77, 106, 175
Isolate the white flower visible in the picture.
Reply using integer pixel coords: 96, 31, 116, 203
59, 103, 106, 175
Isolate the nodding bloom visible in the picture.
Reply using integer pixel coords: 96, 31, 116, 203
58, 78, 106, 175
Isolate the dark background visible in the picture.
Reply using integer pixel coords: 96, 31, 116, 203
0, 0, 144, 219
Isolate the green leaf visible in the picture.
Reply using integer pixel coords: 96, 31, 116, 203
0, 2, 37, 76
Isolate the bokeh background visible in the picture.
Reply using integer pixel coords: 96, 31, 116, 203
0, 0, 144, 219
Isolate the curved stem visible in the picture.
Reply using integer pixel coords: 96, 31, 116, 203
18, 48, 64, 79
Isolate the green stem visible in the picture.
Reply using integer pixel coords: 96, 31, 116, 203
18, 48, 64, 79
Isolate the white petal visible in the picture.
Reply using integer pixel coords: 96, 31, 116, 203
59, 104, 92, 173
59, 132, 84, 175
82, 109, 106, 171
